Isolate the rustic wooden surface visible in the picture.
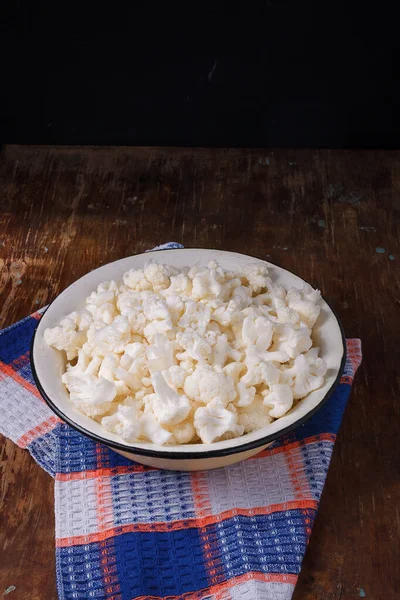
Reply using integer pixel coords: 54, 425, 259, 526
0, 145, 399, 600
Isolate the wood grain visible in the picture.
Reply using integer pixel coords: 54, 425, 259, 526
0, 145, 399, 599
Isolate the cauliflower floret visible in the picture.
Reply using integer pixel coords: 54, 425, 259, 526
98, 352, 120, 381
241, 358, 280, 387
286, 285, 321, 328
101, 399, 141, 442
66, 350, 102, 377
178, 300, 211, 335
44, 310, 92, 360
178, 354, 196, 375
211, 301, 238, 327
120, 342, 149, 379
98, 352, 141, 395
191, 264, 226, 299
163, 273, 192, 297
139, 413, 174, 445
116, 291, 147, 335
143, 296, 171, 322
244, 346, 289, 369
143, 262, 171, 291
176, 328, 212, 363
62, 372, 117, 417
235, 381, 256, 407
223, 361, 246, 383
162, 365, 188, 390
237, 395, 273, 432
242, 315, 273, 352
270, 295, 301, 326
271, 324, 312, 359
86, 281, 117, 308
165, 295, 185, 323
243, 263, 271, 293
184, 365, 236, 405
69, 310, 93, 331
143, 319, 173, 342
194, 397, 244, 443
94, 315, 131, 355
263, 383, 293, 418
170, 420, 196, 444
231, 285, 252, 309
146, 334, 175, 373
150, 372, 191, 426
208, 333, 243, 366
117, 290, 142, 314
93, 303, 117, 325
65, 348, 91, 374
123, 268, 153, 291
280, 350, 327, 399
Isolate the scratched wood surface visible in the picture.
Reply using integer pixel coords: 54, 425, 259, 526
0, 146, 399, 600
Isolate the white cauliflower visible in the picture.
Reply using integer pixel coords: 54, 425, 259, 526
165, 295, 185, 323
120, 342, 149, 379
162, 365, 188, 390
146, 334, 175, 373
271, 324, 312, 359
223, 361, 245, 382
151, 372, 191, 425
191, 262, 228, 300
280, 349, 327, 399
99, 352, 141, 396
184, 365, 236, 405
235, 381, 256, 407
143, 262, 170, 291
237, 395, 273, 432
263, 383, 294, 418
178, 300, 211, 335
241, 315, 273, 352
163, 273, 192, 297
44, 311, 92, 360
139, 413, 174, 445
176, 328, 212, 363
286, 285, 321, 328
46, 259, 327, 446
209, 333, 242, 366
123, 268, 152, 291
170, 420, 196, 444
241, 357, 280, 387
194, 397, 244, 443
94, 315, 131, 355
101, 399, 141, 442
86, 281, 117, 309
243, 263, 271, 293
143, 296, 171, 323
62, 371, 117, 417
231, 285, 252, 309
143, 319, 173, 342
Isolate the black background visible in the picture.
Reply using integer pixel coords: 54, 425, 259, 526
1, 1, 399, 147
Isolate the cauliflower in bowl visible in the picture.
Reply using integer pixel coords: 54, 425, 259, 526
44, 260, 327, 445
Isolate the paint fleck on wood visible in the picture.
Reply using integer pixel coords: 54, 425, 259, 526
358, 226, 376, 232
3, 586, 16, 596
376, 247, 386, 253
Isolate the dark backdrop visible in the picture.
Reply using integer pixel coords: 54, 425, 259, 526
1, 1, 399, 148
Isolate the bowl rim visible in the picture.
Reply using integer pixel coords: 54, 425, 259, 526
30, 248, 347, 460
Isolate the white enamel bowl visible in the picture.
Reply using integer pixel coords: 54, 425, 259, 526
31, 248, 346, 471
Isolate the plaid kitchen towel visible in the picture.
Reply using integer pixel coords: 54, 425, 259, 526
0, 243, 362, 600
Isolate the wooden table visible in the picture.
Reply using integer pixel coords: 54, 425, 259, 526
0, 146, 398, 600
